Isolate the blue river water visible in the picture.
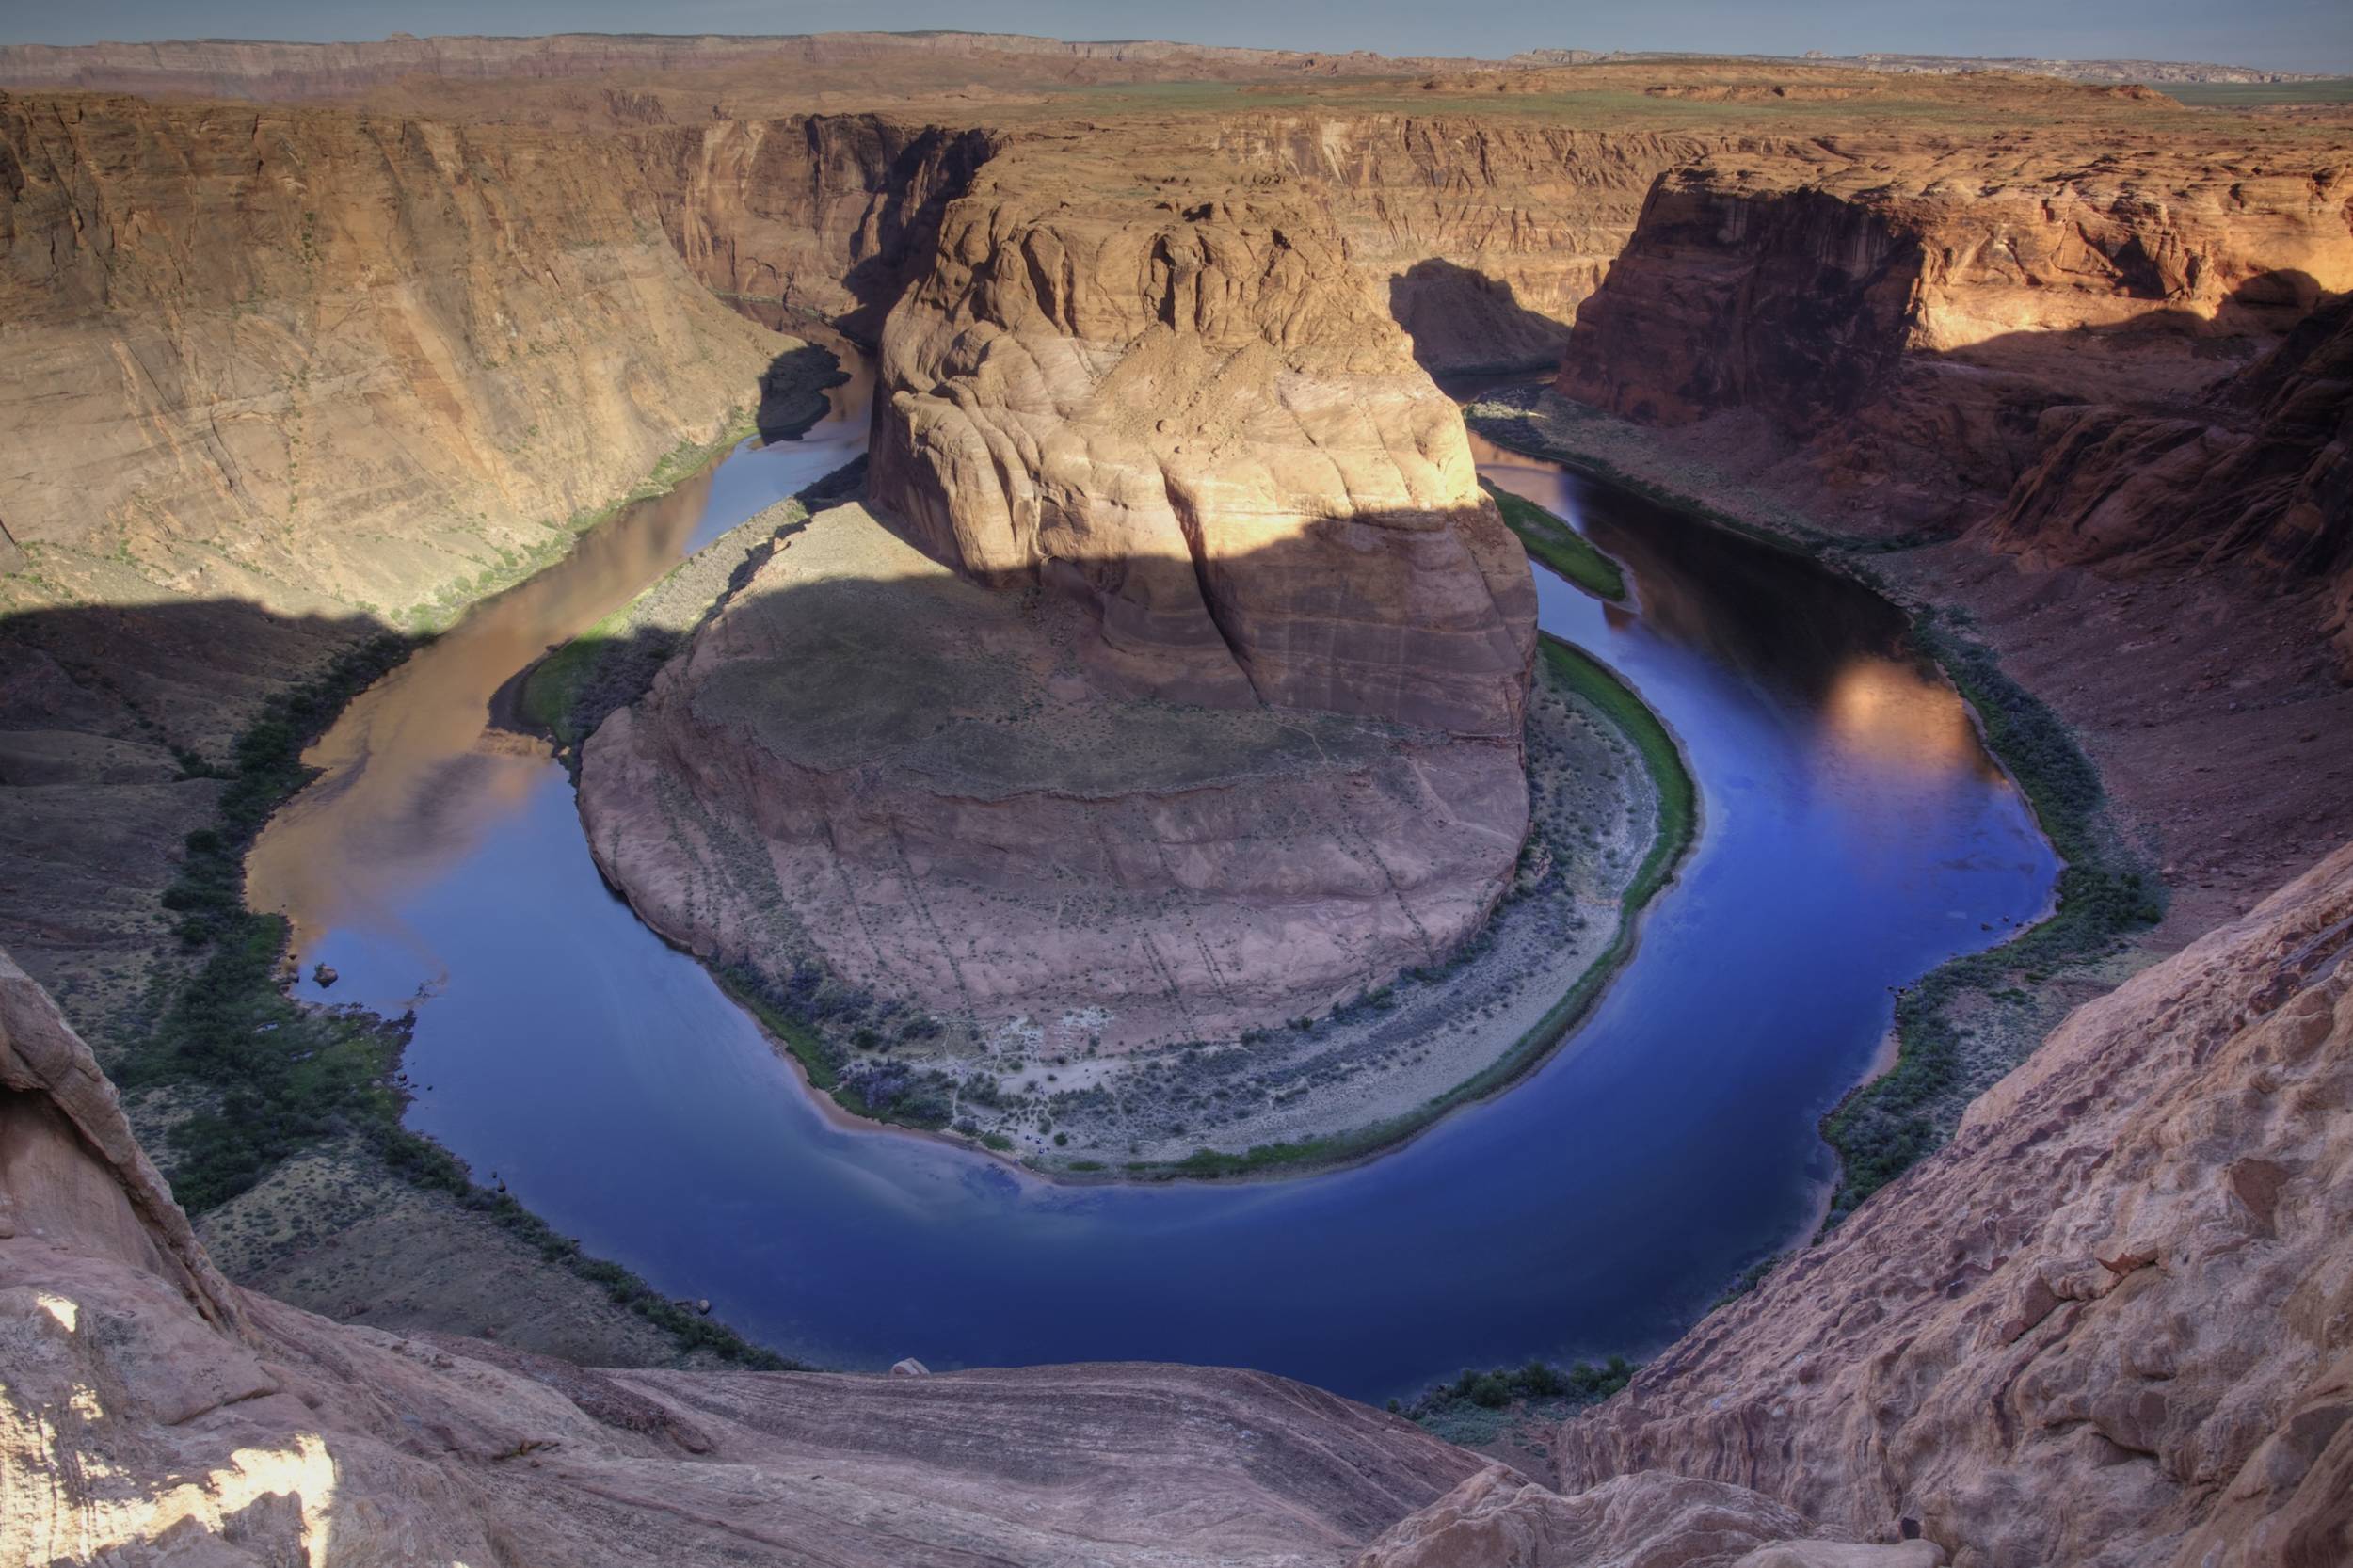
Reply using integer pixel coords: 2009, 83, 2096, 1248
250, 388, 2055, 1402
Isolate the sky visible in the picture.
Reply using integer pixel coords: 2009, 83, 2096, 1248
0, 0, 2345, 74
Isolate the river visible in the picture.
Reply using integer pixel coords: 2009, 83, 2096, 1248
248, 373, 2055, 1403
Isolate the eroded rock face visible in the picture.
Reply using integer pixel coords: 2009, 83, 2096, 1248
0, 90, 776, 621
1983, 293, 2353, 675
580, 502, 1527, 1053
868, 140, 1536, 737
1553, 841, 2353, 1568
1560, 144, 2353, 528
1210, 117, 1786, 374
1352, 1464, 1840, 1568
632, 113, 998, 340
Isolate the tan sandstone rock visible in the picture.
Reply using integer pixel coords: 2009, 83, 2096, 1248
3, 940, 1501, 1567
1552, 841, 2353, 1568
868, 138, 1536, 736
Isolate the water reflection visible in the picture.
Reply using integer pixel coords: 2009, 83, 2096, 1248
249, 380, 870, 969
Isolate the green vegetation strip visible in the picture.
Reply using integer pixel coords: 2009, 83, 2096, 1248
1463, 390, 2162, 1219
1818, 608, 2161, 1218
1481, 475, 1627, 600
1125, 634, 1695, 1181
1399, 1356, 1637, 1446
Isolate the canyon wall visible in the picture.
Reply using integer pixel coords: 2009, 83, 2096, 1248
1556, 138, 2353, 670
1561, 144, 2353, 516
1985, 292, 2353, 673
630, 114, 997, 340
1212, 116, 1786, 373
0, 90, 778, 625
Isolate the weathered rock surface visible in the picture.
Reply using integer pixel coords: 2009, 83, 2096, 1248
1984, 292, 2353, 674
1352, 1464, 1849, 1568
1552, 841, 2353, 1568
870, 139, 1536, 735
1561, 141, 2353, 510
0, 90, 776, 622
581, 501, 1527, 1054
632, 113, 997, 340
1212, 117, 1785, 373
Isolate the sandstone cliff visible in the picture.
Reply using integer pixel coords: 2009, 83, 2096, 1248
0, 90, 777, 625
1212, 116, 1787, 373
1547, 840, 2353, 1568
1561, 141, 2353, 520
869, 138, 1536, 734
1984, 293, 2353, 673
630, 114, 997, 341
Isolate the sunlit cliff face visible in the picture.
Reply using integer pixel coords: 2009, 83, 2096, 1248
1819, 655, 2001, 780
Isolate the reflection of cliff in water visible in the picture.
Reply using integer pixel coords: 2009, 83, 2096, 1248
249, 366, 873, 970
1465, 426, 2000, 784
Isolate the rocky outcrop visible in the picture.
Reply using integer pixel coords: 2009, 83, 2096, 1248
579, 136, 1543, 1074
1983, 293, 2353, 674
870, 138, 1536, 735
1560, 142, 2353, 529
1354, 1464, 1820, 1568
1551, 840, 2353, 1568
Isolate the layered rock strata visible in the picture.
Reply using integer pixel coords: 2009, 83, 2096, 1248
631, 114, 998, 340
0, 90, 778, 622
1561, 142, 2353, 527
1211, 117, 1783, 373
582, 143, 1540, 1090
580, 501, 1529, 1056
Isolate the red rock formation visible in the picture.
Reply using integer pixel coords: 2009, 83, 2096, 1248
1560, 144, 2353, 529
1983, 293, 2353, 674
1552, 841, 2353, 1568
869, 140, 1536, 736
